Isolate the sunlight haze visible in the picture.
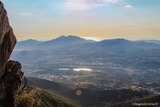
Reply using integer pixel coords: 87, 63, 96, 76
1, 0, 160, 41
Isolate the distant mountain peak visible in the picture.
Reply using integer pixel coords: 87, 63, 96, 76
100, 38, 129, 44
54, 35, 82, 40
107, 38, 128, 41
58, 35, 66, 39
67, 35, 80, 38
19, 39, 41, 42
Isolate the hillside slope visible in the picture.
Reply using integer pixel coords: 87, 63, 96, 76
26, 77, 151, 107
110, 94, 160, 107
15, 87, 79, 107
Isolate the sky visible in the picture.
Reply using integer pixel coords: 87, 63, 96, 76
1, 0, 160, 41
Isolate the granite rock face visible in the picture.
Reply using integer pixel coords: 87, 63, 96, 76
0, 1, 16, 76
0, 61, 23, 107
0, 1, 23, 107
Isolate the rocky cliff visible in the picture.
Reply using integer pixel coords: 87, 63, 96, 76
0, 1, 23, 107
0, 1, 16, 76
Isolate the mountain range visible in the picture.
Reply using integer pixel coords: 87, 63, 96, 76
11, 35, 160, 64
15, 35, 95, 51
14, 35, 160, 53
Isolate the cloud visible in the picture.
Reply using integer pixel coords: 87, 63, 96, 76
124, 4, 133, 8
63, 0, 122, 11
103, 0, 121, 3
20, 12, 32, 16
64, 1, 89, 10
63, 0, 103, 11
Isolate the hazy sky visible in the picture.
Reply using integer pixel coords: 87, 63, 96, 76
1, 0, 160, 41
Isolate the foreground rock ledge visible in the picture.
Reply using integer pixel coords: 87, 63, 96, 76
0, 60, 23, 107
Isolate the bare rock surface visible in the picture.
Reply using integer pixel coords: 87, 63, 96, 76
0, 1, 16, 76
0, 1, 23, 107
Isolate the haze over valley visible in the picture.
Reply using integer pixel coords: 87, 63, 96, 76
1, 0, 160, 106
11, 35, 160, 92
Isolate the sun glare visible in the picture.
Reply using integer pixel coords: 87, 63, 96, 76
82, 37, 100, 41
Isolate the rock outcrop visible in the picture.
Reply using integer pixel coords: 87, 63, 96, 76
0, 61, 23, 107
0, 1, 23, 107
0, 1, 16, 76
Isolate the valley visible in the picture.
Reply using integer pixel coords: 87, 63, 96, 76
11, 36, 160, 92
21, 53, 160, 92
11, 35, 160, 106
